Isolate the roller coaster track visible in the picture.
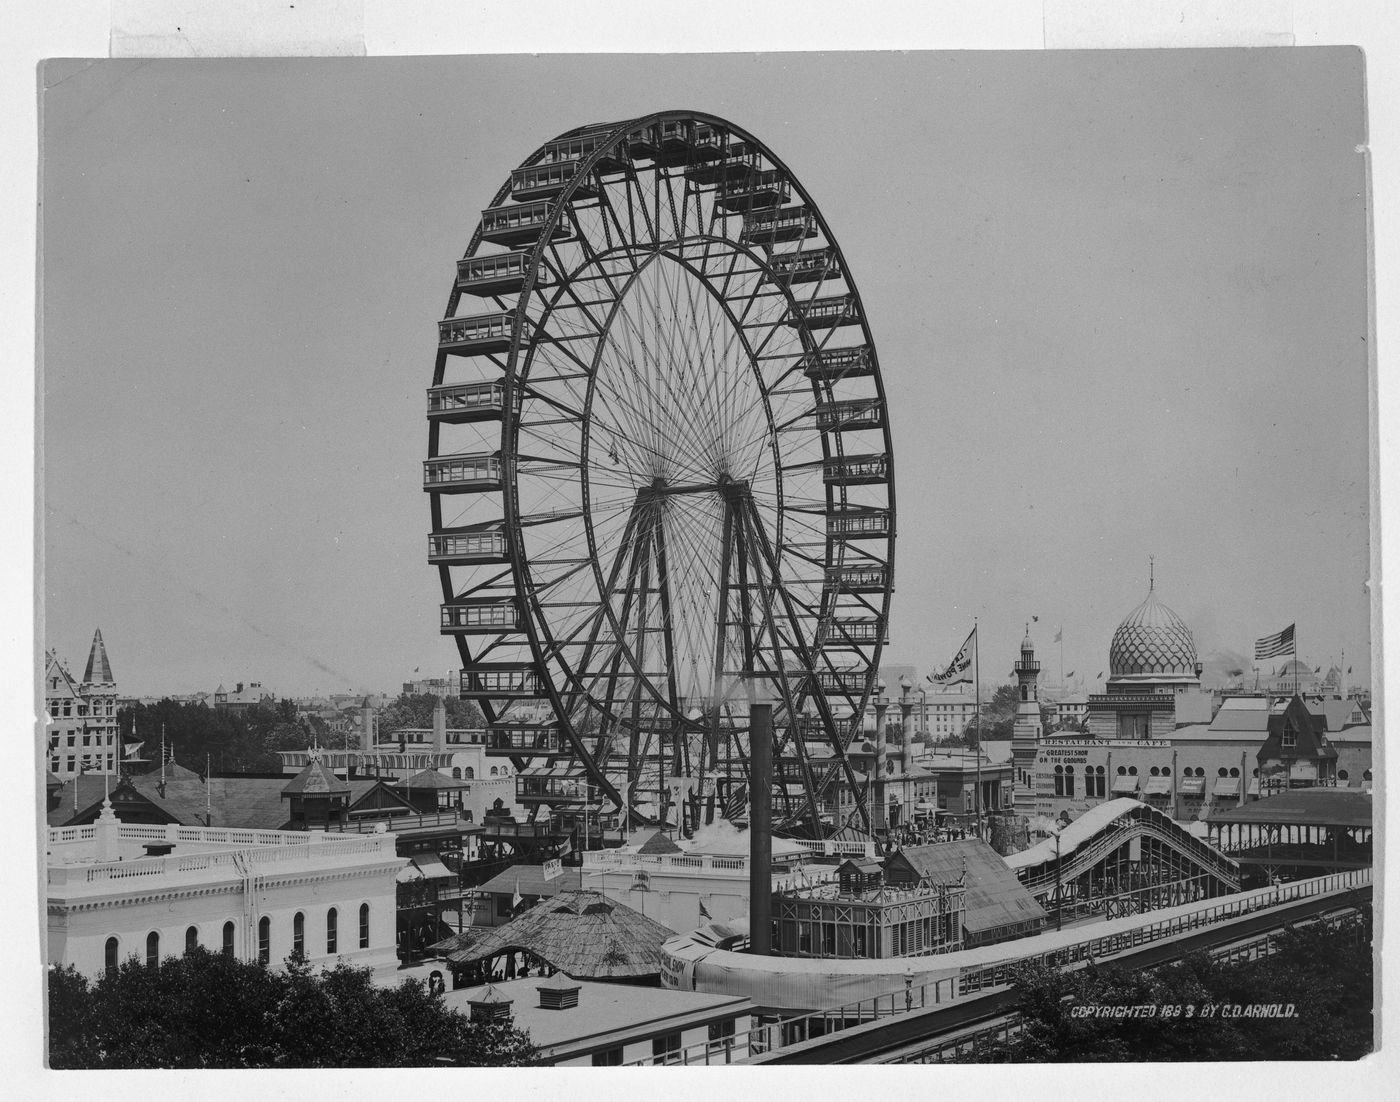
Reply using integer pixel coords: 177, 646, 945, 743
1017, 807, 1240, 898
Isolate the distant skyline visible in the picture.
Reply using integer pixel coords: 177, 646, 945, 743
41, 51, 1371, 698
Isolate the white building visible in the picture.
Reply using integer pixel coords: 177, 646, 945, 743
46, 805, 404, 980
923, 691, 978, 741
579, 824, 863, 933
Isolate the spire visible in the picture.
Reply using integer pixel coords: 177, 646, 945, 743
83, 628, 114, 686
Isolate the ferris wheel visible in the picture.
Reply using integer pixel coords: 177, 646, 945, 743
425, 111, 896, 835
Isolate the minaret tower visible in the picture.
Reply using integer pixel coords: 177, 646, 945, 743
1010, 625, 1043, 815
80, 628, 119, 776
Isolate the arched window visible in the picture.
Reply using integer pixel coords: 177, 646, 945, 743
359, 903, 370, 949
1338, 769, 1349, 781
1128, 766, 1137, 776
1162, 766, 1171, 776
1229, 767, 1240, 778
1149, 766, 1160, 777
464, 767, 474, 780
222, 921, 235, 957
1116, 765, 1127, 775
293, 912, 305, 958
489, 766, 498, 777
258, 916, 271, 964
1064, 765, 1076, 797
327, 908, 338, 955
1363, 769, 1372, 782
146, 931, 160, 969
104, 936, 119, 978
1053, 764, 1065, 797
185, 926, 199, 955
1218, 767, 1229, 778
452, 767, 461, 780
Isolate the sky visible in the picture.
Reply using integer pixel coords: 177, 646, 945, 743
39, 49, 1372, 698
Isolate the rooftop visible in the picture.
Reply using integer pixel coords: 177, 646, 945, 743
1206, 788, 1372, 829
440, 976, 750, 1056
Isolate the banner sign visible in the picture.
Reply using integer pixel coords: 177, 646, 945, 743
542, 858, 562, 882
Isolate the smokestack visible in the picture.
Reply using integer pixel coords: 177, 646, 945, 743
361, 698, 373, 751
433, 695, 447, 753
748, 702, 773, 956
873, 683, 889, 838
900, 678, 915, 775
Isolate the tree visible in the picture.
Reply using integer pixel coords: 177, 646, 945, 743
48, 949, 538, 1068
378, 692, 485, 738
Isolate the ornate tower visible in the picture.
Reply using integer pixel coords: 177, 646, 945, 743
79, 628, 120, 776
1011, 627, 1043, 815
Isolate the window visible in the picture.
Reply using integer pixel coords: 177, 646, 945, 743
185, 926, 199, 954
1086, 766, 1106, 798
652, 1032, 682, 1062
1363, 769, 1372, 782
489, 766, 498, 776
1162, 766, 1171, 776
146, 931, 160, 968
1229, 767, 1240, 778
1149, 766, 1160, 776
293, 912, 305, 958
1064, 765, 1076, 797
592, 1047, 623, 1066
105, 936, 119, 978
1116, 765, 1127, 775
327, 908, 338, 954
1218, 767, 1229, 778
709, 1018, 737, 1045
1282, 724, 1297, 749
359, 903, 370, 949
1054, 765, 1066, 796
1128, 766, 1137, 776
452, 767, 461, 780
1338, 769, 1349, 781
464, 767, 474, 779
222, 921, 235, 957
258, 916, 271, 963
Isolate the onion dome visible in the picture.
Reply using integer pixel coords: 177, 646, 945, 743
1021, 628, 1035, 656
1109, 588, 1202, 680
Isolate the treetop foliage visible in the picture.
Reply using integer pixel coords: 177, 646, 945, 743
48, 948, 538, 1069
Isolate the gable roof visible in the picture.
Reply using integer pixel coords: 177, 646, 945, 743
636, 830, 684, 855
890, 839, 1046, 937
281, 758, 351, 796
1259, 696, 1336, 763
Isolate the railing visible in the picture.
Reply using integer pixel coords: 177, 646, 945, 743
583, 851, 750, 873
334, 812, 461, 834
49, 834, 399, 889
649, 868, 1372, 1065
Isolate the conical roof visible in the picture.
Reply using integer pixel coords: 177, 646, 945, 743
83, 628, 114, 685
1109, 588, 1200, 681
445, 890, 672, 979
281, 756, 350, 796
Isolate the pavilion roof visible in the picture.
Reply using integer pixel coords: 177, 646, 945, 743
1205, 788, 1372, 829
445, 890, 673, 979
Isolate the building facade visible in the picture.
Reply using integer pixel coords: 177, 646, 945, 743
46, 808, 403, 980
45, 630, 120, 777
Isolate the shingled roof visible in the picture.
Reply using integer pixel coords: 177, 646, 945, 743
887, 839, 1046, 940
446, 890, 672, 979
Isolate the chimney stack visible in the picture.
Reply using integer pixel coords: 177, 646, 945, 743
433, 695, 448, 753
748, 702, 773, 956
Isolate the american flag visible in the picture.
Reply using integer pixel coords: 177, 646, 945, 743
1254, 624, 1296, 661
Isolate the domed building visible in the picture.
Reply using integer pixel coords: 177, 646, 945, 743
1086, 578, 1209, 741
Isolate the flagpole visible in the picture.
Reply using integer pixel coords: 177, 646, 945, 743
974, 619, 982, 841
206, 753, 212, 826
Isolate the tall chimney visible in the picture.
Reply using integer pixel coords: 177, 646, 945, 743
433, 695, 448, 753
361, 698, 374, 751
873, 683, 889, 838
748, 702, 773, 956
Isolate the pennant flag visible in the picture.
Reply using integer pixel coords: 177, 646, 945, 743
123, 741, 143, 758
511, 877, 522, 910
1065, 670, 1075, 679
1254, 623, 1296, 661
928, 627, 976, 685
1096, 671, 1103, 680
699, 897, 712, 921
1347, 666, 1353, 674
1313, 666, 1322, 674
1053, 629, 1063, 643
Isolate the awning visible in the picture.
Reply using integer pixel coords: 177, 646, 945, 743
1213, 777, 1241, 797
1178, 777, 1206, 796
1111, 774, 1140, 795
1247, 778, 1261, 795
413, 855, 457, 880
1143, 776, 1172, 796
396, 862, 425, 883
